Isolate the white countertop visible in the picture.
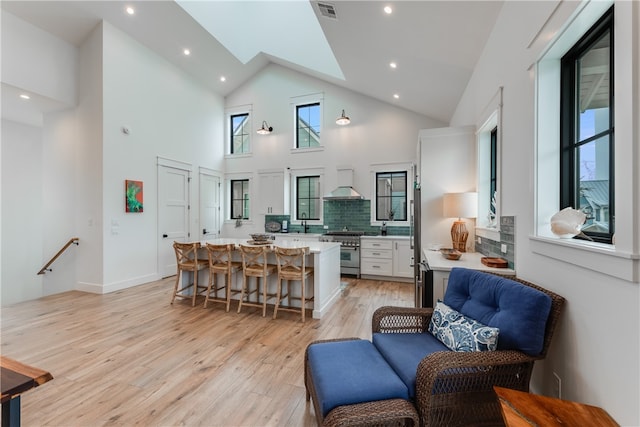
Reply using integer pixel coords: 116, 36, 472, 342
360, 235, 410, 240
424, 250, 515, 275
203, 238, 340, 254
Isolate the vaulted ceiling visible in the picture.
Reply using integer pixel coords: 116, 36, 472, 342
1, 1, 504, 124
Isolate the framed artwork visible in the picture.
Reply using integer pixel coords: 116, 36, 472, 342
125, 180, 143, 212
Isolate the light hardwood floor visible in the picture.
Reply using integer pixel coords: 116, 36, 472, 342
1, 276, 413, 426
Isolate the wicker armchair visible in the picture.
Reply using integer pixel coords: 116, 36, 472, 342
371, 275, 565, 426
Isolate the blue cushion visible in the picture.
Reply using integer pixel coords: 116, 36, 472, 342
307, 340, 409, 417
444, 268, 552, 356
372, 332, 449, 399
428, 301, 500, 351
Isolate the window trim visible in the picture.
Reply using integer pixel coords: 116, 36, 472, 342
295, 175, 321, 221
559, 6, 614, 244
369, 162, 413, 227
230, 112, 251, 155
230, 178, 250, 220
476, 87, 503, 241
290, 93, 324, 151
533, 0, 639, 282
225, 105, 252, 157
374, 171, 408, 222
289, 167, 324, 225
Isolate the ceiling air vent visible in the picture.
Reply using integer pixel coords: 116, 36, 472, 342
317, 2, 337, 19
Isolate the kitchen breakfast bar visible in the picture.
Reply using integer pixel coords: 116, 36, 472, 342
176, 239, 342, 319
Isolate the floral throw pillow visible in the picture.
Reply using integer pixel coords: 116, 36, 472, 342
428, 301, 500, 352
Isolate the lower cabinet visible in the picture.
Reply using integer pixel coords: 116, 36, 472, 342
361, 239, 393, 276
360, 237, 412, 280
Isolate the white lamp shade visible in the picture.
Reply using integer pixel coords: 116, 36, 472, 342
443, 192, 478, 218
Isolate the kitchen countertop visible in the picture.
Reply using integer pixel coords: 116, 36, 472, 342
424, 250, 515, 275
203, 238, 339, 254
360, 235, 410, 240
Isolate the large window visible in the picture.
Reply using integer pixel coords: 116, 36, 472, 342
230, 113, 250, 154
296, 176, 320, 220
296, 103, 321, 148
560, 6, 614, 243
376, 171, 407, 221
230, 179, 249, 219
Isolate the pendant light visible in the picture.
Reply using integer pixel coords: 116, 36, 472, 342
336, 110, 351, 126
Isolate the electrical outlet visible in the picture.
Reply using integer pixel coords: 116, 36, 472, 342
501, 244, 507, 254
323, 225, 329, 229
552, 372, 562, 399
477, 237, 482, 244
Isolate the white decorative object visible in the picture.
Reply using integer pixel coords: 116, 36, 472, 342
550, 207, 586, 238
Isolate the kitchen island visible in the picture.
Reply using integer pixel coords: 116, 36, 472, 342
195, 238, 341, 319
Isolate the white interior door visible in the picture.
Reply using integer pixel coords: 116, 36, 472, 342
158, 164, 191, 278
200, 172, 221, 240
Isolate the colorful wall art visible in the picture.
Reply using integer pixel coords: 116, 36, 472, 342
125, 180, 143, 212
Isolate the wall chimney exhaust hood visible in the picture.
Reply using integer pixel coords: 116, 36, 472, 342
323, 167, 365, 200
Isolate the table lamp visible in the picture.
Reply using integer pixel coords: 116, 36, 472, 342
443, 192, 477, 252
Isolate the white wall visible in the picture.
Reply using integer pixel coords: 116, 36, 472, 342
450, 1, 639, 425
223, 63, 444, 236
100, 21, 225, 291
1, 120, 44, 304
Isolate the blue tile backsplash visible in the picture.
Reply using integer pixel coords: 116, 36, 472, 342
265, 199, 410, 236
475, 216, 516, 269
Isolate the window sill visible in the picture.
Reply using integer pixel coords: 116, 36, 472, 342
290, 146, 324, 154
476, 227, 501, 242
529, 235, 639, 282
225, 152, 252, 159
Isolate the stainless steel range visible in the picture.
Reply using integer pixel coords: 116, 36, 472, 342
320, 231, 364, 277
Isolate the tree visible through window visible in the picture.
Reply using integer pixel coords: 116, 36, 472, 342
296, 103, 320, 148
376, 172, 407, 221
231, 179, 249, 219
230, 113, 250, 154
296, 176, 320, 220
560, 6, 614, 243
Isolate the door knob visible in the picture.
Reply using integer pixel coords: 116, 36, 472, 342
162, 234, 168, 238
203, 228, 207, 235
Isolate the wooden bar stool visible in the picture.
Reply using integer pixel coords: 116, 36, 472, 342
273, 246, 314, 322
204, 243, 242, 311
170, 241, 208, 306
237, 244, 277, 317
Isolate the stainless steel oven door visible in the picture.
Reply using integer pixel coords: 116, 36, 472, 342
340, 246, 360, 277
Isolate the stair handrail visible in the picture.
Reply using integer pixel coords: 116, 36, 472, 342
37, 237, 80, 275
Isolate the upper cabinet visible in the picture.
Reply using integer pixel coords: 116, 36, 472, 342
257, 170, 288, 215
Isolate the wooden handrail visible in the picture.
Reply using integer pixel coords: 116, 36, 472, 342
37, 237, 79, 275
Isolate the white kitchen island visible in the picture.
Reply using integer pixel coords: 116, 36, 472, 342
195, 238, 341, 319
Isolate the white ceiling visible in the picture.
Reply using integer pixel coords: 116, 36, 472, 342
1, 1, 504, 124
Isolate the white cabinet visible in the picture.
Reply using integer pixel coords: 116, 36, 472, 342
274, 234, 321, 243
361, 238, 393, 276
257, 171, 285, 214
433, 270, 450, 303
392, 239, 413, 278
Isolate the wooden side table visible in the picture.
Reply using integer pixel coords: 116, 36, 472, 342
1, 356, 53, 427
494, 386, 619, 427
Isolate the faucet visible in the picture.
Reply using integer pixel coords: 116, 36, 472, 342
301, 212, 309, 233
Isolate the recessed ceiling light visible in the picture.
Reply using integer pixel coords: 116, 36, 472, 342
384, 6, 393, 14
389, 62, 397, 69
393, 94, 400, 99
220, 76, 226, 82
183, 49, 191, 56
20, 94, 30, 100
126, 6, 135, 15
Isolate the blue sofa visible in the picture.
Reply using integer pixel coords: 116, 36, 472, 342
305, 268, 565, 426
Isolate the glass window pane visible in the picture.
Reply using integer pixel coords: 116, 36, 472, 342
578, 32, 610, 141
577, 135, 609, 232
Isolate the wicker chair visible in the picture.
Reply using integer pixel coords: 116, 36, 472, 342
371, 274, 565, 426
273, 246, 314, 322
237, 244, 277, 317
203, 243, 242, 311
170, 241, 208, 307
